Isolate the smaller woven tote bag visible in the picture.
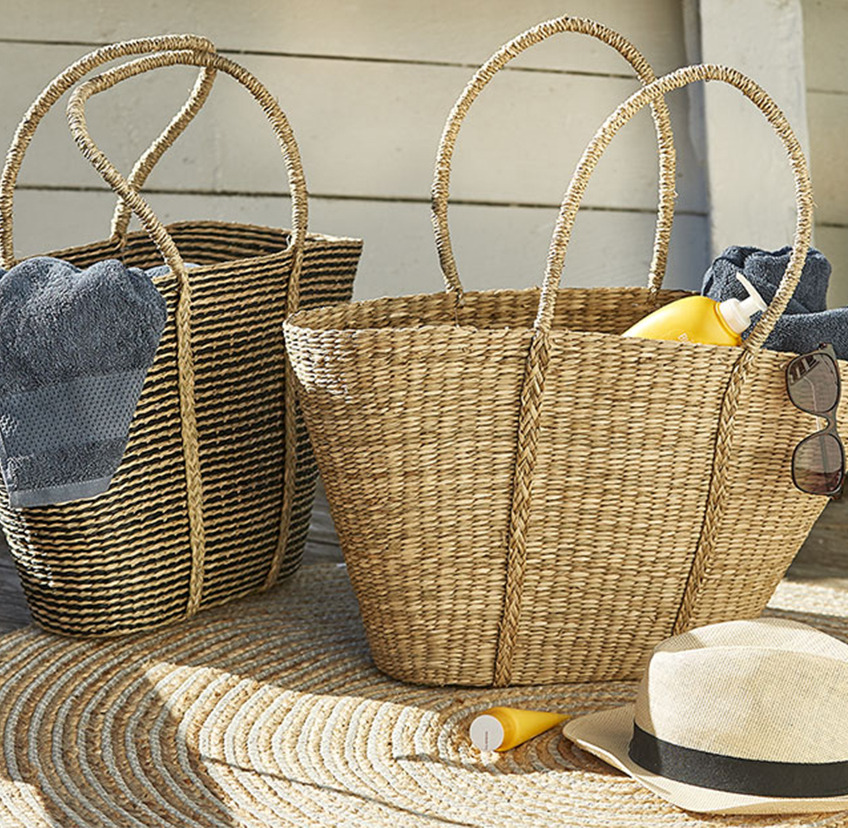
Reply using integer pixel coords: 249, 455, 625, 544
0, 39, 362, 636
286, 20, 844, 687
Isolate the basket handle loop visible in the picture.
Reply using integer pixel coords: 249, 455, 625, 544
432, 16, 677, 302
0, 34, 217, 269
109, 64, 216, 244
66, 49, 310, 301
67, 49, 311, 615
493, 64, 812, 686
538, 63, 813, 351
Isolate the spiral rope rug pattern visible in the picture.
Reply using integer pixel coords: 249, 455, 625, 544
0, 563, 847, 827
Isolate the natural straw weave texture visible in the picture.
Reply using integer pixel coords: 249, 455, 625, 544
285, 22, 846, 687
0, 561, 847, 828
0, 41, 362, 636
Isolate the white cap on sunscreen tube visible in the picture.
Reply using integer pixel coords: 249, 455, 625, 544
470, 714, 505, 751
718, 272, 767, 334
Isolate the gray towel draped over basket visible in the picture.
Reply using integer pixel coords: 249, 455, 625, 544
0, 36, 362, 636
0, 256, 169, 508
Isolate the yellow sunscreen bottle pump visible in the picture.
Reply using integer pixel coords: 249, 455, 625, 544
622, 271, 767, 346
469, 706, 569, 752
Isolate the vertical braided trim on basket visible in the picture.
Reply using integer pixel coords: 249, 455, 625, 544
497, 61, 811, 667
177, 273, 207, 618
671, 349, 756, 633
493, 330, 552, 686
669, 76, 814, 634
67, 88, 208, 620
264, 242, 306, 591
67, 55, 211, 620
64, 56, 215, 620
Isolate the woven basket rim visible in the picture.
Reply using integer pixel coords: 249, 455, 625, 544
284, 284, 698, 336
42, 218, 363, 284
45, 218, 362, 262
285, 321, 809, 375
156, 218, 363, 246
285, 287, 847, 368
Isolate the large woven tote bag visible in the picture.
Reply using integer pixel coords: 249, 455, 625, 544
287, 30, 844, 686
0, 40, 362, 636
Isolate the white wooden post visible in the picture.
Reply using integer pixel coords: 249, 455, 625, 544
691, 0, 810, 256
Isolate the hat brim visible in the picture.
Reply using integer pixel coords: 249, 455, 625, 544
563, 706, 848, 815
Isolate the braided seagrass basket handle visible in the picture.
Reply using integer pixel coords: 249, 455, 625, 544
66, 49, 312, 614
538, 64, 812, 347
431, 16, 677, 301
109, 62, 215, 244
66, 50, 309, 287
0, 34, 218, 267
492, 63, 813, 684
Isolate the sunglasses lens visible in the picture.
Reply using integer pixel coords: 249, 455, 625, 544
793, 432, 845, 494
787, 352, 840, 414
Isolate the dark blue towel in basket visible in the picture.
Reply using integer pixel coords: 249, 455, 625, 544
0, 257, 168, 508
702, 246, 848, 359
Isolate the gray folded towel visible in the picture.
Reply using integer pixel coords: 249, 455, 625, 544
702, 245, 848, 359
0, 257, 169, 508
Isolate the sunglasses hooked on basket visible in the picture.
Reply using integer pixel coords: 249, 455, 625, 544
786, 343, 845, 498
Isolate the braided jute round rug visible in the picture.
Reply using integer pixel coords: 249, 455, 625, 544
2, 563, 848, 828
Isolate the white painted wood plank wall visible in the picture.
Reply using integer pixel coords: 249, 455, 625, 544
803, 0, 848, 308
0, 0, 710, 299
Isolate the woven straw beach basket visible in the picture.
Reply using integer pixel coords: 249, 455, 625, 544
0, 37, 362, 636
285, 18, 847, 687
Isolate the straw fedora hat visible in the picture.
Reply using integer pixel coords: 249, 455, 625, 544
563, 617, 848, 815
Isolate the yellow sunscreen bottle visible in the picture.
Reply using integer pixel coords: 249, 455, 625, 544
469, 706, 569, 752
622, 272, 767, 346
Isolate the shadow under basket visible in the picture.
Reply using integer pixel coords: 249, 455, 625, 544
0, 221, 361, 636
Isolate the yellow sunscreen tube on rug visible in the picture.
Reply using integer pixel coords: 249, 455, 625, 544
469, 706, 569, 752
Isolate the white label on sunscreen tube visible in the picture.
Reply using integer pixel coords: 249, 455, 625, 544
469, 714, 505, 751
